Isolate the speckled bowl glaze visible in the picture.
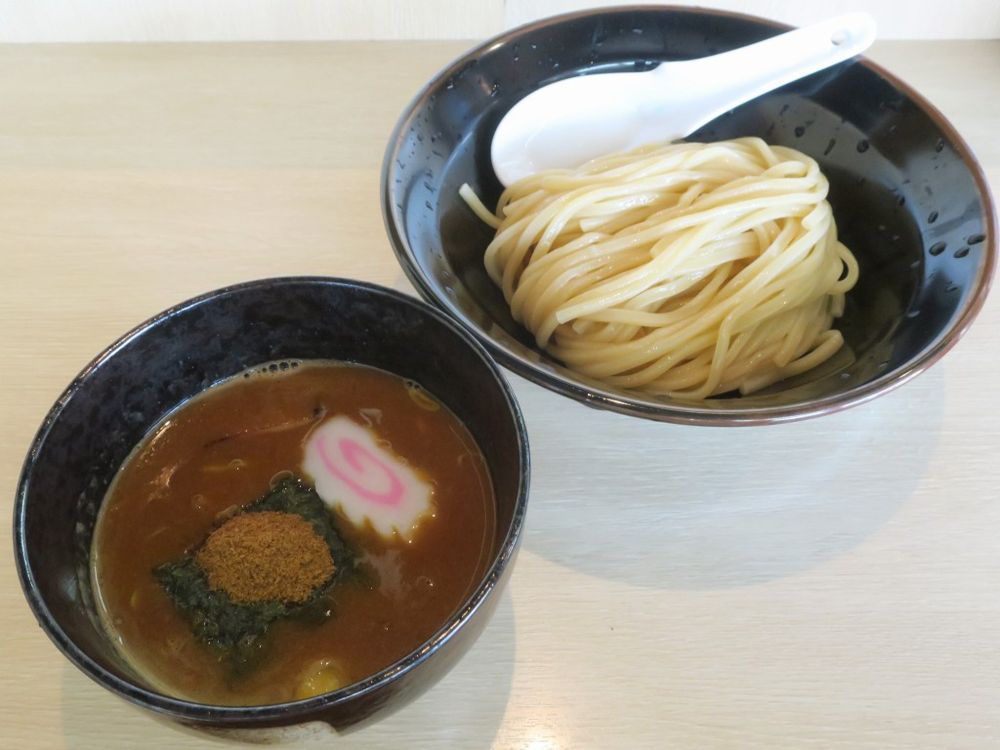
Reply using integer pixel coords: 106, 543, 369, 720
383, 5, 996, 425
14, 277, 529, 734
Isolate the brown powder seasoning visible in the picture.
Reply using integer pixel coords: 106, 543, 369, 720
196, 511, 335, 604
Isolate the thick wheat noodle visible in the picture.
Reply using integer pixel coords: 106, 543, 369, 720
461, 137, 859, 399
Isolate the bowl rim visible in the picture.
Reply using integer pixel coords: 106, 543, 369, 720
381, 4, 997, 426
13, 275, 531, 725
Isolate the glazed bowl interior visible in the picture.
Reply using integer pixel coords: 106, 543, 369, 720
14, 277, 528, 729
383, 6, 995, 424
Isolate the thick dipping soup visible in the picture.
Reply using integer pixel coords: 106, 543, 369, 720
91, 361, 496, 706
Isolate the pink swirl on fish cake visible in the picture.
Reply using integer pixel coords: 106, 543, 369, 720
303, 416, 431, 540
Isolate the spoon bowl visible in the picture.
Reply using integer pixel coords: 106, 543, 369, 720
492, 12, 877, 185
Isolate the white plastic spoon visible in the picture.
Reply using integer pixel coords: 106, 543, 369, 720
491, 12, 877, 186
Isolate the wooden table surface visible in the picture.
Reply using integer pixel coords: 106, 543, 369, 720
2, 39, 999, 749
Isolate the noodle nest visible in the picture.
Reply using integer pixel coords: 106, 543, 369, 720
462, 137, 859, 399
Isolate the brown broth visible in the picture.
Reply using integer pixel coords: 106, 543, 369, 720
91, 361, 495, 706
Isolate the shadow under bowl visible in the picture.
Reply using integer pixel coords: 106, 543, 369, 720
14, 277, 529, 732
383, 5, 996, 425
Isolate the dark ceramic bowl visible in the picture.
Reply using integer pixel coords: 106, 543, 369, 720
383, 6, 996, 425
14, 277, 529, 735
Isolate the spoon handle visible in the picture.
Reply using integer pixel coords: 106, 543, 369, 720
657, 12, 877, 135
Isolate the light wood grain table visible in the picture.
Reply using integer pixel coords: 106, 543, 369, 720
2, 39, 999, 750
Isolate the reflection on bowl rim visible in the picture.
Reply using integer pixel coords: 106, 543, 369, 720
381, 4, 997, 426
13, 276, 530, 725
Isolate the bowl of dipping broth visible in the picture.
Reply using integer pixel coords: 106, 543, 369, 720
383, 6, 996, 425
14, 277, 529, 736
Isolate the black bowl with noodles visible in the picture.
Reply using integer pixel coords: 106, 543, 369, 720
13, 277, 529, 736
382, 5, 996, 425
